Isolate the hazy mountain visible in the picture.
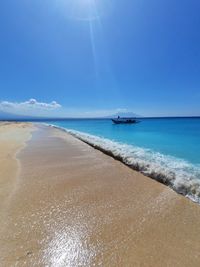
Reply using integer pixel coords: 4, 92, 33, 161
105, 112, 140, 118
0, 111, 25, 120
0, 110, 141, 120
0, 111, 42, 120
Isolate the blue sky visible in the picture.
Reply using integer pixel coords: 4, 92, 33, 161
0, 0, 200, 117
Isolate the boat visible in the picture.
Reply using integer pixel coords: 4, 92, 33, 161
111, 117, 139, 124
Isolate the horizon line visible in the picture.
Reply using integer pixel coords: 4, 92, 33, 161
1, 115, 200, 121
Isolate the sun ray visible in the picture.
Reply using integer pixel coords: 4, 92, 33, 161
89, 20, 99, 78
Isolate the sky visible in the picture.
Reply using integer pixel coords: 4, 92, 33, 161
0, 0, 200, 117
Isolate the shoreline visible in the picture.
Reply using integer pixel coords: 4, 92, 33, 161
0, 122, 34, 212
1, 123, 200, 266
47, 123, 200, 204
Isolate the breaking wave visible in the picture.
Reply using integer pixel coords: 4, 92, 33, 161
49, 124, 200, 203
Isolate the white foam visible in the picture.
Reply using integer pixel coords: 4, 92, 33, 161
48, 124, 200, 203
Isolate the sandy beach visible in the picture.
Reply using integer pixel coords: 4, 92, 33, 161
0, 122, 33, 213
1, 123, 200, 266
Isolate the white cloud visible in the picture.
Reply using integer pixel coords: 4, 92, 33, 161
0, 99, 136, 118
0, 99, 61, 116
0, 98, 61, 110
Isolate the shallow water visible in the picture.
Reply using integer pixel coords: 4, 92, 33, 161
43, 118, 200, 202
44, 118, 200, 164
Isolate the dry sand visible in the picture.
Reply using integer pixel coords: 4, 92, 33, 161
0, 123, 200, 266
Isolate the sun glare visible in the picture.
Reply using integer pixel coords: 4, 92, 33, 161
58, 0, 111, 22
55, 0, 112, 78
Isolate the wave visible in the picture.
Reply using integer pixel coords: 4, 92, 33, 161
48, 124, 200, 203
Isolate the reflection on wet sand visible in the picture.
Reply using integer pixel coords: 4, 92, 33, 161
1, 124, 200, 266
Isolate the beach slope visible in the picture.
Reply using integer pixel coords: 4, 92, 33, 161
0, 123, 200, 266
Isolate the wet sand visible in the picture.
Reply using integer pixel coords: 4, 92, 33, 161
0, 122, 33, 213
1, 123, 200, 266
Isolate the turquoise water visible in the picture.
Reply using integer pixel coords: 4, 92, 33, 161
44, 118, 200, 202
46, 118, 200, 164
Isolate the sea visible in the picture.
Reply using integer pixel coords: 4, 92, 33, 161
41, 117, 200, 203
